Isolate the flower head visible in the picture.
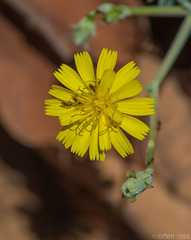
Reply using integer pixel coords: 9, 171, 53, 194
45, 48, 154, 161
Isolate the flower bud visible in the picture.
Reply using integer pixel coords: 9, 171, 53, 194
121, 167, 153, 202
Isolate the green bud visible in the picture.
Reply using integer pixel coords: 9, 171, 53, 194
121, 167, 154, 202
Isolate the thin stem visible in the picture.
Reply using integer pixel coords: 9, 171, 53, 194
146, 82, 159, 169
177, 0, 191, 12
129, 6, 187, 17
146, 14, 191, 167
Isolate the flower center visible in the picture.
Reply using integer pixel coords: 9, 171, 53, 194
93, 98, 108, 111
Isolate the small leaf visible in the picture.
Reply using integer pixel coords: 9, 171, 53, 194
98, 3, 131, 23
72, 11, 98, 47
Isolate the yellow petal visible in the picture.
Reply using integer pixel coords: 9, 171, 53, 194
45, 99, 61, 105
98, 114, 111, 151
89, 117, 108, 161
96, 48, 117, 79
110, 62, 140, 94
57, 127, 68, 142
74, 51, 95, 83
89, 124, 99, 161
117, 98, 155, 116
99, 151, 106, 162
110, 80, 143, 102
110, 127, 134, 157
104, 107, 123, 124
58, 108, 82, 125
71, 126, 91, 157
54, 64, 84, 91
48, 85, 75, 101
64, 131, 76, 149
58, 126, 77, 148
120, 115, 150, 140
97, 70, 115, 98
45, 99, 63, 116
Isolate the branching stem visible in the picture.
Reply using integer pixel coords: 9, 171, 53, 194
146, 14, 191, 168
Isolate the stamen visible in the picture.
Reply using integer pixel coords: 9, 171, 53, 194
69, 79, 120, 138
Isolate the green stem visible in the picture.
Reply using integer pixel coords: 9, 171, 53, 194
177, 0, 191, 12
129, 6, 187, 17
146, 14, 191, 167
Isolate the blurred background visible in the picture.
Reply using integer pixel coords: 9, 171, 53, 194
0, 0, 191, 239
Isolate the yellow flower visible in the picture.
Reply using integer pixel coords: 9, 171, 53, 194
45, 48, 154, 161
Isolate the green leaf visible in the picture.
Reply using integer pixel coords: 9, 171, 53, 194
72, 11, 97, 47
98, 3, 130, 22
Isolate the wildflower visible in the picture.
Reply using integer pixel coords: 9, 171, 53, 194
45, 48, 154, 161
